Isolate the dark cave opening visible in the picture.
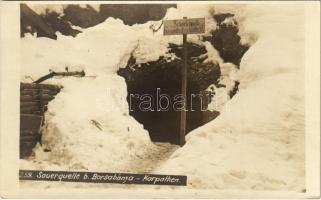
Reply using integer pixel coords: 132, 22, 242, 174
123, 64, 210, 144
117, 13, 251, 145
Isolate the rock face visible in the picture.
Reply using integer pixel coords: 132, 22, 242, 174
99, 4, 176, 26
20, 4, 176, 39
41, 11, 82, 38
61, 5, 103, 28
21, 4, 58, 39
206, 13, 250, 66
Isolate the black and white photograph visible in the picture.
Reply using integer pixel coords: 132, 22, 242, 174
0, 1, 320, 198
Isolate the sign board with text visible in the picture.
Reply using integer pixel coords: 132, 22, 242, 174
163, 18, 205, 35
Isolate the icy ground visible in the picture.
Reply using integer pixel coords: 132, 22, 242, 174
20, 4, 305, 192
121, 143, 178, 173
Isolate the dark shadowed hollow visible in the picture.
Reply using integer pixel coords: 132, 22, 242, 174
118, 43, 222, 144
124, 66, 205, 144
117, 12, 250, 145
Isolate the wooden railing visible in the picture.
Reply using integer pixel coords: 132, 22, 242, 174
20, 83, 62, 158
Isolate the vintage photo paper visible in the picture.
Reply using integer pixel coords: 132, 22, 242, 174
0, 1, 320, 198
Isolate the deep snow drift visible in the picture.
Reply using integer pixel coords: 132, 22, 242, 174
20, 4, 305, 192
157, 4, 305, 191
20, 4, 221, 172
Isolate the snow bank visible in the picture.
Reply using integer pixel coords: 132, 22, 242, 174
20, 17, 177, 171
157, 4, 305, 192
20, 3, 305, 192
203, 41, 239, 112
20, 5, 219, 172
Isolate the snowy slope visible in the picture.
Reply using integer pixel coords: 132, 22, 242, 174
20, 6, 217, 172
20, 4, 305, 192
157, 4, 305, 191
20, 18, 170, 171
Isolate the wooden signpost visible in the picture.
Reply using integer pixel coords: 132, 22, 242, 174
163, 17, 205, 146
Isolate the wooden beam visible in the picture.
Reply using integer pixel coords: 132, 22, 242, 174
20, 101, 38, 107
20, 94, 54, 101
21, 89, 60, 96
20, 83, 62, 91
20, 105, 46, 113
179, 17, 187, 147
20, 114, 43, 129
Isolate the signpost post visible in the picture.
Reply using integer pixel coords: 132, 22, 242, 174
163, 17, 205, 146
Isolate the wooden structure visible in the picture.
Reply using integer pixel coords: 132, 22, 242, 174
20, 82, 62, 158
164, 17, 205, 146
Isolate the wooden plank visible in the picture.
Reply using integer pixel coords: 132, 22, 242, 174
21, 89, 60, 96
20, 148, 33, 158
20, 106, 48, 113
20, 105, 42, 113
21, 90, 39, 96
20, 94, 54, 101
20, 135, 38, 142
20, 110, 42, 115
20, 140, 37, 146
20, 114, 43, 130
20, 129, 38, 136
20, 141, 37, 149
20, 101, 38, 107
21, 104, 48, 111
34, 71, 85, 83
20, 99, 51, 105
20, 83, 62, 91
20, 95, 34, 101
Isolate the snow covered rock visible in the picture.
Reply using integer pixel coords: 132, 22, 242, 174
21, 4, 176, 39
205, 12, 250, 66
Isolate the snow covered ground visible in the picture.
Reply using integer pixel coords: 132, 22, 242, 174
20, 4, 305, 192
157, 4, 305, 191
20, 4, 220, 173
20, 18, 175, 172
